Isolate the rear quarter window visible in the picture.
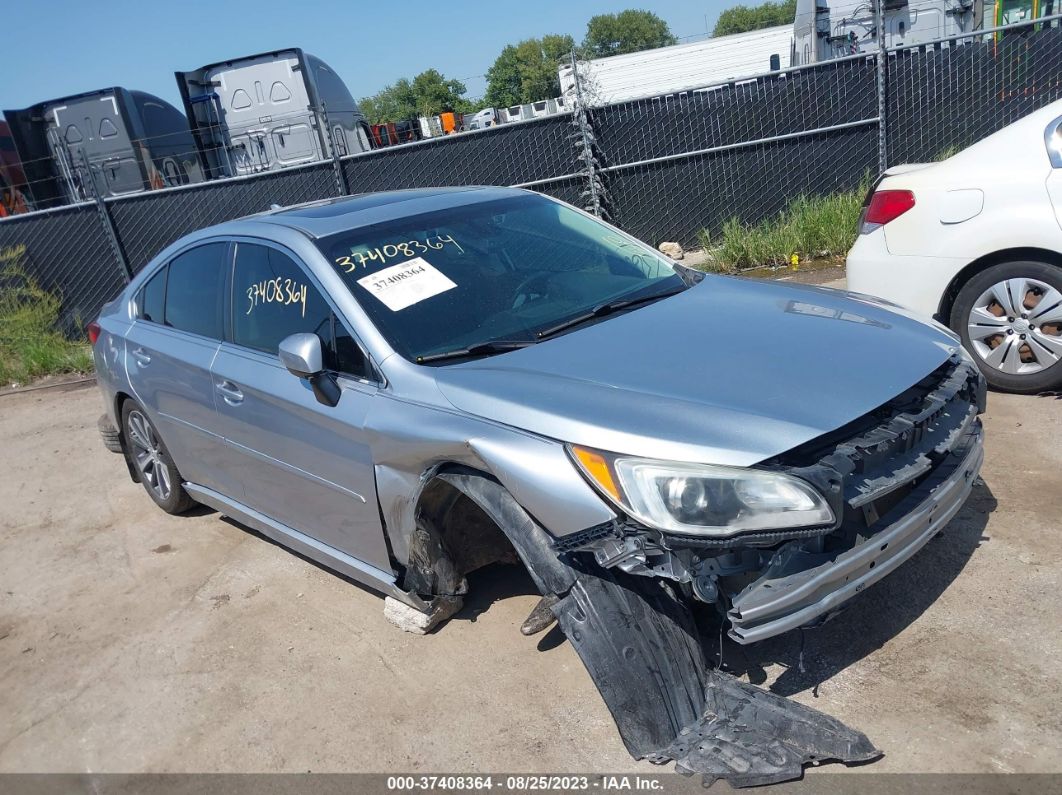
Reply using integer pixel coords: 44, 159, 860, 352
138, 265, 167, 323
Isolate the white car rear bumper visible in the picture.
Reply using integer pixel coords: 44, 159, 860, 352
846, 228, 968, 320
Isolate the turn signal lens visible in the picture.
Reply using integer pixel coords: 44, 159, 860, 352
87, 320, 101, 346
863, 190, 915, 229
571, 446, 622, 502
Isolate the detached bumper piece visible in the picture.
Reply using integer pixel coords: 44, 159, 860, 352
552, 569, 881, 786
663, 670, 880, 787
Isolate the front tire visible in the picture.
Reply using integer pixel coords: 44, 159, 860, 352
950, 260, 1062, 393
121, 402, 196, 514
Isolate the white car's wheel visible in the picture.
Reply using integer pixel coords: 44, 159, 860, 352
951, 260, 1062, 393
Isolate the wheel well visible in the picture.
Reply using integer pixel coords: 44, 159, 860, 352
937, 247, 1062, 324
405, 470, 521, 598
114, 391, 134, 422
111, 391, 141, 483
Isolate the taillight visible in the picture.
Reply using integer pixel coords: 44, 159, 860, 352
87, 321, 101, 346
861, 190, 915, 233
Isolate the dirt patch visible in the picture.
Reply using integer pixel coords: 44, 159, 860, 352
0, 360, 1059, 775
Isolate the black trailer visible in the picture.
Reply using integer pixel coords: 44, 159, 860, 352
3, 88, 204, 209
176, 48, 373, 179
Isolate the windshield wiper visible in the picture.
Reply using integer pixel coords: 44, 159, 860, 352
534, 286, 688, 340
416, 339, 536, 364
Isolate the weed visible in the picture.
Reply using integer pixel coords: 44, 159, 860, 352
703, 184, 867, 271
0, 246, 94, 387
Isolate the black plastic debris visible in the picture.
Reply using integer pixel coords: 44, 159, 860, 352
663, 670, 881, 787
552, 569, 881, 788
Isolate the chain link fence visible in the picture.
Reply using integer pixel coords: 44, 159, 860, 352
590, 54, 881, 245
887, 24, 1062, 164
0, 204, 128, 334
3, 16, 1062, 335
108, 160, 342, 274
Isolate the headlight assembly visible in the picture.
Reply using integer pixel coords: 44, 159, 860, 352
570, 446, 834, 538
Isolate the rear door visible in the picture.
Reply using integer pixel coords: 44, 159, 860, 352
124, 241, 235, 495
209, 240, 392, 571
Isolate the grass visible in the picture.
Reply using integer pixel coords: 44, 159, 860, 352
0, 246, 94, 387
698, 185, 868, 273
935, 143, 964, 161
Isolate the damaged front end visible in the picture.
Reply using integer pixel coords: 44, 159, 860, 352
558, 353, 985, 645
545, 353, 984, 783
399, 354, 984, 786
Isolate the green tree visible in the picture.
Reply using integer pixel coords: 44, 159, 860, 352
582, 9, 677, 58
712, 0, 796, 37
484, 34, 575, 107
411, 69, 472, 116
359, 78, 417, 124
359, 69, 472, 124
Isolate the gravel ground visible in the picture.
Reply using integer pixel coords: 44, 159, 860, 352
0, 287, 1059, 779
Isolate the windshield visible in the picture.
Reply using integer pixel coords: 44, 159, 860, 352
317, 193, 685, 362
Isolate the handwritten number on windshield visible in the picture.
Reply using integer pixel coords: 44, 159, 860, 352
335, 235, 463, 273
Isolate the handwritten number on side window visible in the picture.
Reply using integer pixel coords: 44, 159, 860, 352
246, 278, 308, 318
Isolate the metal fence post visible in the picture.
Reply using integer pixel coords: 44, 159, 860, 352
875, 0, 888, 173
80, 149, 134, 282
319, 103, 350, 197
570, 49, 604, 218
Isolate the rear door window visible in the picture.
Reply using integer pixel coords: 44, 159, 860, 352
164, 242, 228, 339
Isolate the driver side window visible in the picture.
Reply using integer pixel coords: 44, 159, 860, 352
231, 243, 368, 378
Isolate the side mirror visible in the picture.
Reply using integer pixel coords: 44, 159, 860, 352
278, 333, 340, 407
279, 332, 323, 378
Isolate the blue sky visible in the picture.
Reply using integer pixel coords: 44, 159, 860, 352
1, 1, 729, 111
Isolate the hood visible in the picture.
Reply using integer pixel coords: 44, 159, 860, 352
431, 278, 961, 467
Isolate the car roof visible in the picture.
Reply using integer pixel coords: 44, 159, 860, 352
228, 186, 528, 239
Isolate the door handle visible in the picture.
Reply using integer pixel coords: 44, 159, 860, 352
131, 348, 151, 366
216, 380, 244, 404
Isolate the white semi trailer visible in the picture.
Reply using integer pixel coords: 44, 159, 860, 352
557, 26, 793, 104
557, 1, 981, 104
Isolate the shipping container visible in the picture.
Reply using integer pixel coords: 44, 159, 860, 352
176, 48, 372, 178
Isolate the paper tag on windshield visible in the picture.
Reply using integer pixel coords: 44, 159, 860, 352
356, 258, 456, 311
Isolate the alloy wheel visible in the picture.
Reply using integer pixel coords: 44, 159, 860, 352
966, 277, 1062, 375
126, 410, 172, 501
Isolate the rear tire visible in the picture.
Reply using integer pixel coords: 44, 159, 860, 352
950, 260, 1062, 393
121, 402, 196, 515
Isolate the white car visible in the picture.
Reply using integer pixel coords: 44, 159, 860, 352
847, 100, 1062, 393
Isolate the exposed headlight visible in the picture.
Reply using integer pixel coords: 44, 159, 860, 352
570, 446, 834, 538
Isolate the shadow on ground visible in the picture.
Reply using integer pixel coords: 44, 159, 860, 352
215, 476, 996, 691
454, 562, 539, 621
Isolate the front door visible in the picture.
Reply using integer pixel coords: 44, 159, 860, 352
210, 240, 392, 571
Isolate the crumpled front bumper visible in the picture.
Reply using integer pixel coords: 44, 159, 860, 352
728, 419, 984, 644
